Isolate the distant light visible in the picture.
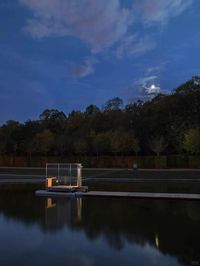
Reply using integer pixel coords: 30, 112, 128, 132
155, 234, 159, 248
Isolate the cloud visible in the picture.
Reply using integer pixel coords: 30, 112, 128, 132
139, 76, 158, 90
140, 75, 158, 85
131, 61, 169, 98
116, 34, 156, 58
132, 75, 158, 95
146, 61, 168, 75
19, 0, 133, 53
140, 0, 193, 25
69, 58, 96, 78
19, 0, 193, 58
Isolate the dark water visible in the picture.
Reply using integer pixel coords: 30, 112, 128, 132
0, 183, 200, 266
85, 179, 200, 194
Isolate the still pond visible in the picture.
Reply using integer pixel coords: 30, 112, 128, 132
0, 181, 200, 266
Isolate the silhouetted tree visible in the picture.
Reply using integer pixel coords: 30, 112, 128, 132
0, 76, 200, 157
39, 109, 66, 121
32, 129, 54, 155
103, 97, 123, 111
183, 128, 200, 154
149, 137, 167, 156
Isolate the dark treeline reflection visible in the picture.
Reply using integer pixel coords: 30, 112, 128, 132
0, 76, 200, 157
0, 185, 200, 265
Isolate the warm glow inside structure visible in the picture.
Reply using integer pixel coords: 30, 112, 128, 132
45, 163, 82, 188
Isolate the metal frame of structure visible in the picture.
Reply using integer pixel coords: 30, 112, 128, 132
45, 163, 82, 188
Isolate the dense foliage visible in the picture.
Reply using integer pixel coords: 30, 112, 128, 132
1, 77, 200, 157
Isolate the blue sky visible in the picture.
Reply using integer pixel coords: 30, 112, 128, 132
0, 0, 200, 123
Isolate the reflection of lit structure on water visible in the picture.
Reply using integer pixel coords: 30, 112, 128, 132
77, 197, 82, 222
155, 233, 159, 248
46, 198, 56, 209
45, 197, 82, 229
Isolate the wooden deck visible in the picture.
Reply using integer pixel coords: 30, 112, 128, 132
35, 190, 200, 200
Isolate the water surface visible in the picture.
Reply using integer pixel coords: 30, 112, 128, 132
0, 183, 200, 266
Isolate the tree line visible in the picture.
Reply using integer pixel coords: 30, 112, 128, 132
0, 76, 200, 158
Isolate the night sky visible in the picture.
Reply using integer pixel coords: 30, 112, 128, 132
0, 0, 200, 123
